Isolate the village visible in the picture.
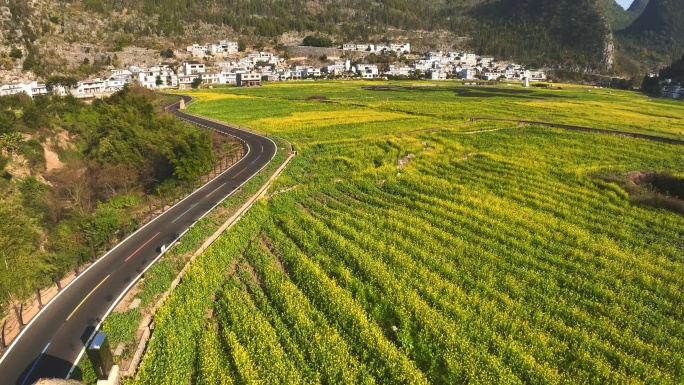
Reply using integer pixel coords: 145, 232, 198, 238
0, 39, 556, 99
2, 39, 678, 100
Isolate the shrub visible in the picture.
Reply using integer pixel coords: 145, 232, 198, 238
9, 47, 22, 59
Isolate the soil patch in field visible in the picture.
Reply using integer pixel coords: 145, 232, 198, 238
306, 95, 329, 101
364, 85, 566, 99
454, 88, 566, 99
365, 85, 455, 93
596, 171, 684, 215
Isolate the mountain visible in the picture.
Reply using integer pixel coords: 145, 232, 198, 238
621, 0, 684, 62
599, 0, 633, 30
628, 0, 650, 14
598, 0, 650, 30
473, 0, 614, 70
0, 0, 670, 76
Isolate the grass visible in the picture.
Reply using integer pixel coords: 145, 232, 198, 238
132, 81, 684, 384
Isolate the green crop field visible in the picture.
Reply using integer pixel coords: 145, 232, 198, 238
131, 81, 684, 384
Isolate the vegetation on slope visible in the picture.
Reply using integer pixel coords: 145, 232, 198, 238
657, 55, 684, 81
473, 0, 613, 70
641, 54, 684, 93
132, 82, 684, 384
620, 0, 684, 64
0, 0, 659, 74
598, 0, 649, 31
0, 87, 217, 311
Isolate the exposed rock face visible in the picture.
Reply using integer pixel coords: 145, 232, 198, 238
602, 31, 615, 69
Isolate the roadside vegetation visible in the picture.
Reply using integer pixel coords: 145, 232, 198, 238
72, 135, 290, 383
131, 81, 684, 384
0, 86, 230, 324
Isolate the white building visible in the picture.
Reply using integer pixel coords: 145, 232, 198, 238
386, 65, 411, 77
0, 82, 51, 98
323, 60, 351, 75
529, 71, 547, 81
426, 51, 443, 62
342, 42, 410, 54
278, 70, 302, 81
73, 79, 106, 96
207, 41, 239, 55
109, 69, 133, 79
236, 73, 261, 87
199, 72, 221, 85
458, 68, 477, 80
479, 57, 494, 65
136, 66, 178, 89
429, 70, 447, 81
106, 78, 127, 92
301, 67, 322, 78
482, 72, 503, 81
0, 83, 31, 97
181, 61, 206, 75
460, 53, 478, 65
178, 75, 198, 90
219, 71, 238, 85
245, 52, 279, 66
389, 43, 411, 54
186, 44, 208, 56
106, 69, 133, 91
355, 64, 379, 79
662, 85, 683, 99
504, 69, 518, 80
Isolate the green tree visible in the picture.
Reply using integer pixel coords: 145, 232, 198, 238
0, 200, 44, 306
46, 75, 78, 92
19, 176, 50, 222
160, 48, 175, 59
165, 130, 214, 180
303, 36, 333, 47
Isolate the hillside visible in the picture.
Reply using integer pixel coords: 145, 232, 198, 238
599, 0, 648, 31
620, 0, 684, 63
0, 88, 222, 310
0, 0, 663, 76
599, 0, 633, 30
599, 0, 650, 30
628, 0, 650, 14
473, 0, 614, 70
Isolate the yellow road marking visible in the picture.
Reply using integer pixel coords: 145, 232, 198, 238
66, 275, 110, 321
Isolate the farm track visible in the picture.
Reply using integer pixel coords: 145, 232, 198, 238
470, 117, 684, 144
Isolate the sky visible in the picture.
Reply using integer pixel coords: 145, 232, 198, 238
616, 0, 633, 9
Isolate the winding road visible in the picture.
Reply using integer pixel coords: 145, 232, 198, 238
0, 97, 277, 384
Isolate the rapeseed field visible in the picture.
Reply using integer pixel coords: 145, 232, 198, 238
136, 81, 684, 384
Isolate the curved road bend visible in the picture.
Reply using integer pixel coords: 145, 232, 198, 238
0, 98, 277, 385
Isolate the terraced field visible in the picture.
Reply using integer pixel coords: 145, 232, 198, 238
132, 81, 684, 384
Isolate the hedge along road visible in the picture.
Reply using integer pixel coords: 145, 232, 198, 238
0, 96, 277, 385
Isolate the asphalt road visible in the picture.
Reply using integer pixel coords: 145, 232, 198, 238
0, 97, 277, 385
